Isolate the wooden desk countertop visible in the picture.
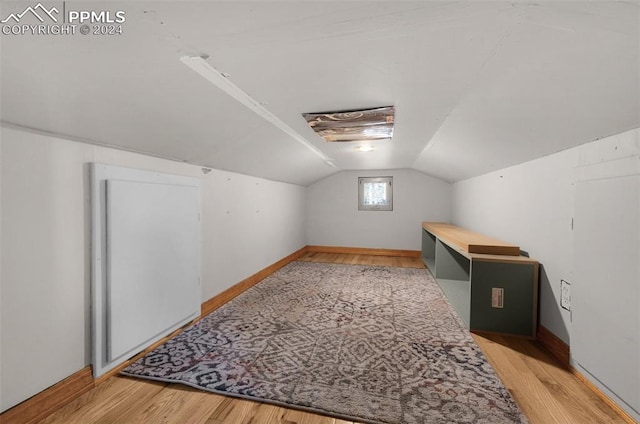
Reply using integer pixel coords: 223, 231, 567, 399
422, 222, 522, 257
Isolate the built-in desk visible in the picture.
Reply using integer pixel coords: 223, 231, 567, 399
422, 222, 538, 338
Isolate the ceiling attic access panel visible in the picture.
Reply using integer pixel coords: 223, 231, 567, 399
303, 106, 395, 143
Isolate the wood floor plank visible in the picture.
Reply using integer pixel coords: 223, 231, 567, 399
509, 337, 626, 423
38, 376, 141, 424
91, 380, 167, 424
233, 400, 274, 424
203, 396, 236, 423
297, 252, 424, 268
280, 407, 359, 424
473, 334, 574, 424
124, 384, 227, 424
205, 397, 259, 424
35, 253, 628, 424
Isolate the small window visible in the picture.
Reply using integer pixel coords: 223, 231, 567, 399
358, 177, 393, 211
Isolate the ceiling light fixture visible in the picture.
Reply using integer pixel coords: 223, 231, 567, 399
180, 56, 335, 168
354, 145, 375, 152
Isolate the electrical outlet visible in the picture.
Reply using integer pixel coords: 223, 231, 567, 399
491, 288, 504, 308
561, 280, 571, 311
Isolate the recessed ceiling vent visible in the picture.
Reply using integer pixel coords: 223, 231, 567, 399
302, 106, 394, 142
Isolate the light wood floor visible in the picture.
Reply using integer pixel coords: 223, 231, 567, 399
39, 253, 626, 424
298, 251, 426, 268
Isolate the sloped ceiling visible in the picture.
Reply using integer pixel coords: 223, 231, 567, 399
1, 1, 639, 185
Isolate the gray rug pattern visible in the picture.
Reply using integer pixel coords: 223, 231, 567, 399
121, 261, 527, 424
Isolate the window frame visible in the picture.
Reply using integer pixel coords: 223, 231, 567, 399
358, 176, 393, 211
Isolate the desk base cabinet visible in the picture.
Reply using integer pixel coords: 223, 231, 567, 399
470, 260, 537, 336
422, 226, 538, 338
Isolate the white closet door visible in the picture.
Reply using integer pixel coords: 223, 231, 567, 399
106, 180, 201, 361
573, 157, 640, 415
92, 163, 202, 377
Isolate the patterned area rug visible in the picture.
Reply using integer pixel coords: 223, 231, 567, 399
121, 262, 527, 424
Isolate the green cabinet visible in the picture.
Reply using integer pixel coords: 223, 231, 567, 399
422, 224, 538, 338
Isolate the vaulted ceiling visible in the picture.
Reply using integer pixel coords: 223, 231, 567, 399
2, 1, 639, 185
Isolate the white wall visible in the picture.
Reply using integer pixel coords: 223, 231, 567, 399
0, 126, 306, 412
452, 128, 639, 344
201, 166, 306, 301
0, 131, 3, 410
307, 169, 451, 250
452, 128, 640, 418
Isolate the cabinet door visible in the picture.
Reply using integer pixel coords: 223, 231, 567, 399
572, 165, 639, 415
470, 260, 536, 337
